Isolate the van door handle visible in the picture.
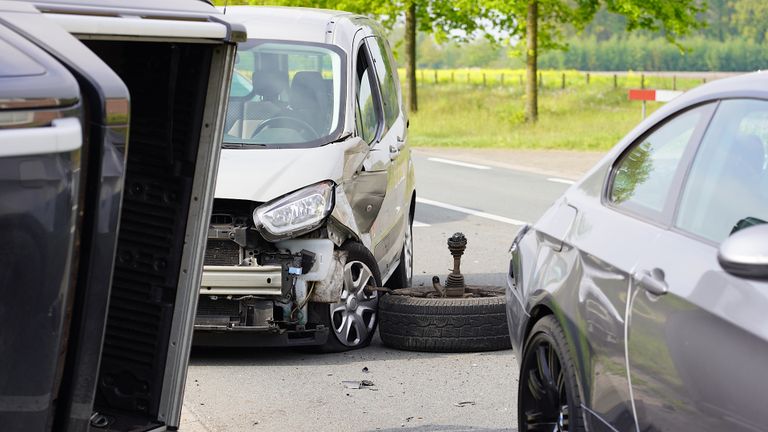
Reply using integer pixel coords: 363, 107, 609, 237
633, 269, 668, 296
396, 136, 406, 150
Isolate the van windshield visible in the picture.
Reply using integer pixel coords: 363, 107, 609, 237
223, 40, 346, 148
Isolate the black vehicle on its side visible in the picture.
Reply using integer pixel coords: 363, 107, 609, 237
0, 1, 243, 431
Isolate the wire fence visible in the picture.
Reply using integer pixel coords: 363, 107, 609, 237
398, 69, 732, 91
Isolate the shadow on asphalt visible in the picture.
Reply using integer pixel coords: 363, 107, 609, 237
364, 425, 515, 432
189, 334, 514, 367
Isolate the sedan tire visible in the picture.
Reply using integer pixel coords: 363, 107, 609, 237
519, 315, 586, 432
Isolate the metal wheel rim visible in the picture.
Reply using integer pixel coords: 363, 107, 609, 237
329, 259, 378, 347
520, 337, 570, 432
404, 224, 413, 282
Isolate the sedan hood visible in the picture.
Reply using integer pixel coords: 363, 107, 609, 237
214, 145, 346, 203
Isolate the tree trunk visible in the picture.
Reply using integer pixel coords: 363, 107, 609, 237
405, 1, 418, 113
525, 0, 538, 123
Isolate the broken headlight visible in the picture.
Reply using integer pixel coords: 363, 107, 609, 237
254, 180, 335, 240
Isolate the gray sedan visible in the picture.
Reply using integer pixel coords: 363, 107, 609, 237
507, 72, 768, 432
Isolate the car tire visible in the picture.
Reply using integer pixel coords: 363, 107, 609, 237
518, 315, 586, 432
385, 214, 413, 289
311, 241, 381, 353
378, 288, 511, 352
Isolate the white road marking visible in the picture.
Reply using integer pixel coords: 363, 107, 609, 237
413, 221, 431, 228
547, 177, 576, 185
416, 197, 527, 226
427, 157, 491, 170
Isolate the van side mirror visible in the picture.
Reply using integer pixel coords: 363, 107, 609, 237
718, 223, 768, 279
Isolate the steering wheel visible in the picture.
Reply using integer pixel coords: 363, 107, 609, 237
249, 116, 320, 140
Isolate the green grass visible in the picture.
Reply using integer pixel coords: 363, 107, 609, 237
406, 70, 705, 151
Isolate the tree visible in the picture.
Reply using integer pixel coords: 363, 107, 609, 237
217, 0, 489, 114
485, 0, 704, 123
731, 0, 768, 43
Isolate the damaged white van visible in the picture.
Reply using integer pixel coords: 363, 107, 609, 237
193, 7, 416, 351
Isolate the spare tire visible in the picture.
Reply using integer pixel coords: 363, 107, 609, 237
378, 287, 511, 353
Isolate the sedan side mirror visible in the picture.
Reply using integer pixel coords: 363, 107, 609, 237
718, 223, 768, 279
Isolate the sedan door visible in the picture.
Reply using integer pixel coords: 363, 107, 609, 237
0, 21, 84, 430
628, 99, 768, 432
559, 102, 715, 431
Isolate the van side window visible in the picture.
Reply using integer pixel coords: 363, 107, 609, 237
366, 37, 400, 130
355, 44, 381, 144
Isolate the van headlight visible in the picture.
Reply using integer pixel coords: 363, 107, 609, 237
254, 181, 335, 239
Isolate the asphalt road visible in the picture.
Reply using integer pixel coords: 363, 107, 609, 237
181, 149, 571, 432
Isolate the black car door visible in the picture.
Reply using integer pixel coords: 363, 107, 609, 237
0, 21, 84, 431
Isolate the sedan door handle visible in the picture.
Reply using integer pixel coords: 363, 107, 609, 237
634, 269, 668, 296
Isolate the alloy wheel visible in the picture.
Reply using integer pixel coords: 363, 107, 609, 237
328, 260, 378, 347
521, 338, 571, 432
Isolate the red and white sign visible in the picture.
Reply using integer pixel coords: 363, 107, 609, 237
628, 89, 683, 102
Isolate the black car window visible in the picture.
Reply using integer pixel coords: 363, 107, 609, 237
355, 43, 382, 145
676, 99, 768, 243
366, 36, 400, 131
609, 106, 709, 219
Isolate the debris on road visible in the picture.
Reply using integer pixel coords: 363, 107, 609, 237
454, 401, 476, 408
342, 380, 376, 390
362, 366, 369, 373
343, 381, 361, 389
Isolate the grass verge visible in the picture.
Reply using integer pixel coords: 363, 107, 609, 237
408, 74, 704, 151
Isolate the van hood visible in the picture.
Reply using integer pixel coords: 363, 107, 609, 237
214, 145, 346, 203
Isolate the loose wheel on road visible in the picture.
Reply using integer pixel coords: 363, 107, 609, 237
518, 315, 586, 432
378, 286, 511, 352
312, 241, 381, 353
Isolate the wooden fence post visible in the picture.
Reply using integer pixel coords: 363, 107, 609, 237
482, 73, 487, 87
613, 74, 617, 89
586, 73, 590, 84
641, 73, 645, 89
434, 70, 438, 84
539, 71, 543, 89
561, 73, 565, 89
673, 75, 677, 90
451, 71, 455, 83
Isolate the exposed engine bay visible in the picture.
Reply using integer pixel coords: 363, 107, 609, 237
194, 196, 352, 346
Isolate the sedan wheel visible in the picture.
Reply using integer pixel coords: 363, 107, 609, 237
519, 316, 585, 432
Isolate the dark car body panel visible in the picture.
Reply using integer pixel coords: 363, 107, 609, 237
0, 1, 241, 430
508, 72, 768, 432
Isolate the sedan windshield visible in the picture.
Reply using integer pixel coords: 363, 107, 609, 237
223, 40, 345, 148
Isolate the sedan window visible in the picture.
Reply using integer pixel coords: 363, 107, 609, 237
676, 99, 768, 243
609, 106, 708, 219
